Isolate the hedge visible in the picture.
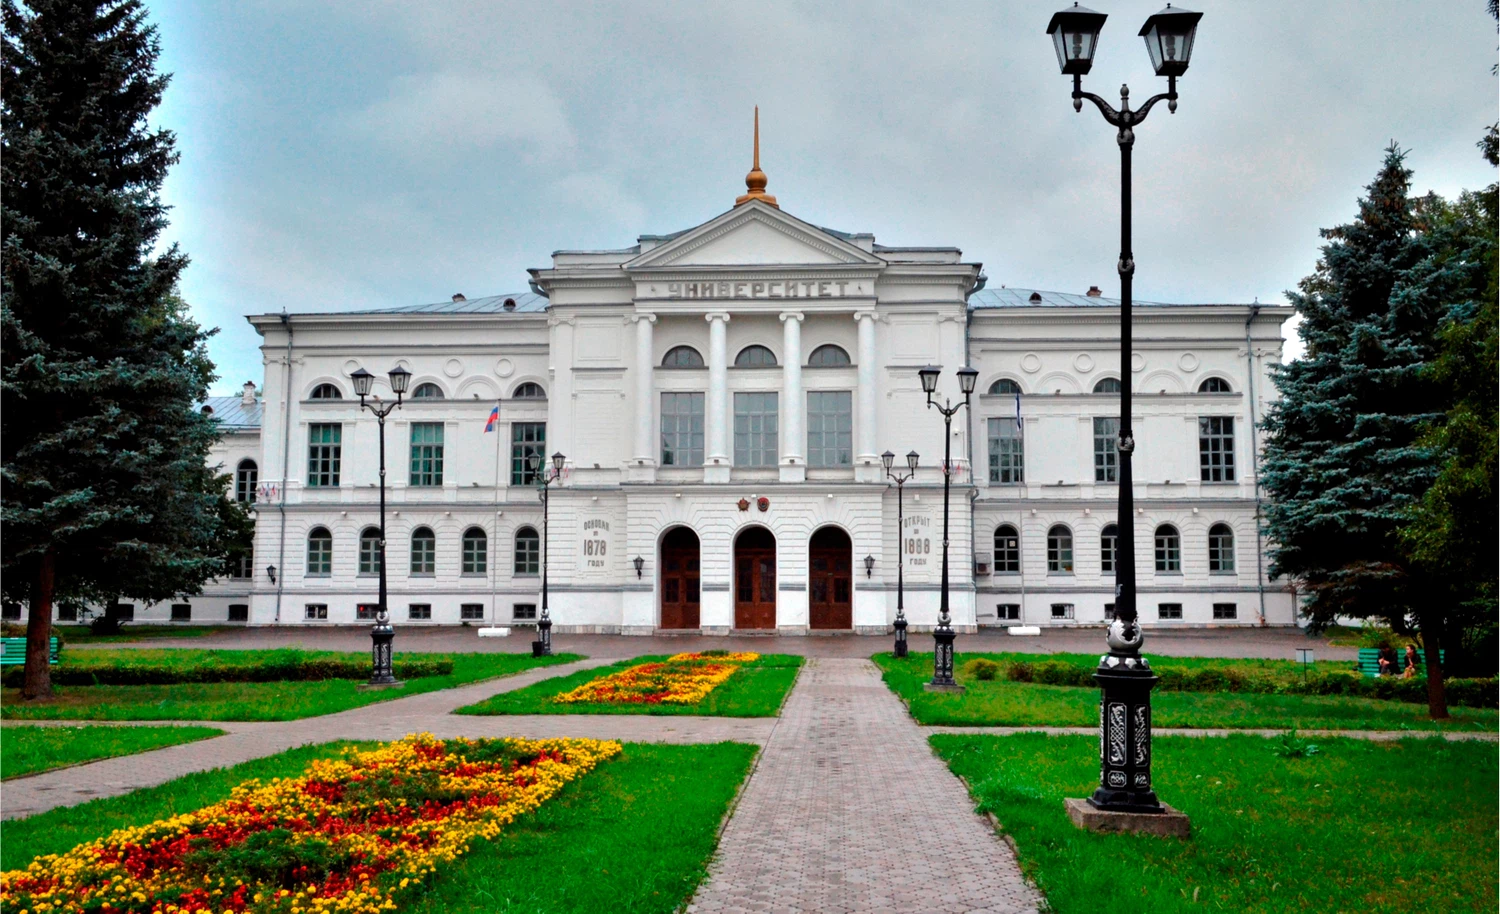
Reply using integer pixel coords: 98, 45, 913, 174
1001, 659, 1497, 709
1, 655, 452, 688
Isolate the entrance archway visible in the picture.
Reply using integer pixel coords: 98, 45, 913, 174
809, 526, 853, 630
659, 527, 701, 630
734, 526, 777, 630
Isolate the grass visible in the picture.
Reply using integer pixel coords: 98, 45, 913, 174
933, 732, 1498, 913
0, 650, 580, 721
51, 624, 235, 644
456, 654, 803, 717
1, 724, 226, 779
1, 738, 757, 914
875, 652, 1498, 730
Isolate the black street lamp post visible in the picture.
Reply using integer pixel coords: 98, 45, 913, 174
882, 449, 920, 659
351, 364, 412, 686
527, 451, 566, 657
917, 365, 978, 689
1046, 2, 1202, 814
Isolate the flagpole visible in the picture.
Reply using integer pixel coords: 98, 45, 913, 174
1016, 391, 1025, 624
491, 398, 502, 628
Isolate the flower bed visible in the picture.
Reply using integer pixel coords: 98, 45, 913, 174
555, 652, 760, 706
0, 733, 621, 914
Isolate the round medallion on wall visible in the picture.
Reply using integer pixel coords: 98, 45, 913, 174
1074, 353, 1095, 373
342, 359, 362, 377
1178, 353, 1200, 372
394, 358, 412, 373
444, 358, 464, 378
1020, 353, 1042, 374
494, 358, 514, 378
1131, 353, 1146, 373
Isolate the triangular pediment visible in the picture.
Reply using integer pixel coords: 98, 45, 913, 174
625, 200, 884, 270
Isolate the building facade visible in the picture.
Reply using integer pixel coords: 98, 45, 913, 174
30, 166, 1296, 631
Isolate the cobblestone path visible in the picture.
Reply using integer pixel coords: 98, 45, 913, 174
688, 658, 1041, 914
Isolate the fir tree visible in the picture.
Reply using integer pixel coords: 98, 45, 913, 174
2, 0, 231, 699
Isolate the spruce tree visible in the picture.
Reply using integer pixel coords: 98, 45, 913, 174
2, 0, 230, 699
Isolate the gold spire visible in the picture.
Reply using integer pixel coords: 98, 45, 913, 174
735, 106, 778, 208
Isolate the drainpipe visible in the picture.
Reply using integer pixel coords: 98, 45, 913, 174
274, 311, 294, 624
964, 274, 984, 630
1244, 303, 1266, 626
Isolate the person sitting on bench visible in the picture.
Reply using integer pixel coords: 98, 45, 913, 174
1377, 647, 1399, 676
1401, 644, 1422, 679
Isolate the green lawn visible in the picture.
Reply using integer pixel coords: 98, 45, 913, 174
2, 724, 225, 779
2, 738, 757, 914
934, 732, 1498, 913
875, 653, 1498, 730
456, 654, 803, 717
1, 650, 580, 721
51, 624, 234, 644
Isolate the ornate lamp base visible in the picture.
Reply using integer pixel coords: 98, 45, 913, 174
1089, 655, 1162, 813
926, 624, 963, 691
368, 621, 401, 687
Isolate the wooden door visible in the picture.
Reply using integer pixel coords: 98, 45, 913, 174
660, 527, 701, 630
809, 527, 852, 630
734, 527, 777, 630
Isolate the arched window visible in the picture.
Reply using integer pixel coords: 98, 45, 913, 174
1047, 525, 1073, 573
1093, 377, 1121, 394
235, 459, 258, 503
411, 382, 445, 399
662, 346, 705, 368
1100, 523, 1119, 574
1199, 377, 1232, 393
306, 527, 332, 577
514, 527, 540, 575
734, 345, 778, 367
462, 527, 487, 575
359, 528, 382, 575
994, 524, 1020, 573
1208, 523, 1235, 572
989, 378, 1022, 395
310, 383, 343, 400
1155, 525, 1181, 572
411, 527, 436, 575
808, 344, 850, 367
512, 382, 546, 399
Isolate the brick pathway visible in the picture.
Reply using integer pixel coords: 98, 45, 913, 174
688, 658, 1041, 914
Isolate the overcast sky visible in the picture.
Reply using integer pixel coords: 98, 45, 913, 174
143, 1, 1499, 393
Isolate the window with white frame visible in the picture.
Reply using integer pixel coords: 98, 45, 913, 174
1101, 523, 1118, 574
462, 527, 487, 575
733, 392, 778, 466
306, 527, 333, 577
513, 603, 538, 620
989, 378, 1022, 395
994, 525, 1020, 573
357, 603, 379, 620
408, 603, 432, 620
1050, 603, 1075, 620
460, 603, 485, 621
661, 392, 705, 466
1093, 377, 1121, 394
410, 527, 435, 575
1208, 523, 1235, 572
235, 459, 258, 503
409, 423, 444, 486
1213, 603, 1238, 620
514, 527, 540, 575
996, 603, 1021, 621
1093, 416, 1118, 482
734, 345, 777, 367
806, 391, 852, 467
987, 417, 1023, 484
358, 528, 382, 575
1159, 603, 1183, 620
511, 422, 546, 485
411, 382, 444, 399
307, 424, 341, 487
807, 344, 850, 366
1155, 525, 1181, 572
309, 383, 342, 400
1199, 416, 1236, 481
1047, 525, 1073, 573
305, 603, 328, 620
662, 346, 704, 368
512, 382, 546, 399
1199, 377, 1232, 393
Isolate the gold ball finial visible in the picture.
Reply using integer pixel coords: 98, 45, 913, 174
735, 106, 778, 208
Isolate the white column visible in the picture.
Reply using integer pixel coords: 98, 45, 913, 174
705, 311, 731, 483
854, 310, 880, 481
631, 313, 656, 465
779, 310, 805, 482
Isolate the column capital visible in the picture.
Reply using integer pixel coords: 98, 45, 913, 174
627, 312, 657, 324
778, 310, 805, 323
852, 309, 881, 324
704, 311, 732, 324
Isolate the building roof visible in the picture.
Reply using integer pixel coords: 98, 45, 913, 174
199, 396, 262, 430
968, 288, 1241, 309
352, 292, 548, 315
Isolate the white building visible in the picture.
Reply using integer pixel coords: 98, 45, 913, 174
38, 156, 1296, 632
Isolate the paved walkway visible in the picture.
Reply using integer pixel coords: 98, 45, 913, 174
688, 658, 1041, 914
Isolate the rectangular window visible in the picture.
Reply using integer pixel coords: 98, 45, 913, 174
462, 535, 486, 575
58, 603, 78, 622
229, 551, 254, 580
733, 392, 778, 467
228, 604, 249, 622
460, 603, 485, 621
358, 536, 381, 575
1050, 603, 1075, 620
987, 417, 1024, 484
806, 391, 853, 467
1104, 602, 1116, 620
511, 422, 547, 485
513, 603, 538, 621
307, 424, 342, 487
1093, 417, 1119, 482
170, 603, 192, 621
305, 603, 328, 620
1159, 603, 1183, 620
409, 423, 445, 486
408, 603, 432, 620
109, 603, 135, 622
2, 603, 22, 621
411, 535, 435, 575
356, 603, 380, 620
1199, 416, 1236, 482
996, 603, 1021, 621
1213, 602, 1238, 620
1101, 527, 1117, 574
994, 530, 1020, 573
660, 392, 705, 467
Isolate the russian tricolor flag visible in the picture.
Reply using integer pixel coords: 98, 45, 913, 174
484, 404, 500, 432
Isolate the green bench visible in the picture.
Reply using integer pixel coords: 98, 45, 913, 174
1356, 647, 1444, 677
0, 636, 61, 666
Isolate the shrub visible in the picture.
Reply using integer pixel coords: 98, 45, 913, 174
89, 615, 124, 636
1007, 661, 1034, 682
1033, 661, 1093, 687
0, 654, 453, 688
964, 658, 1000, 681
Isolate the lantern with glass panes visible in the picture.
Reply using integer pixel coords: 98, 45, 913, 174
916, 366, 978, 689
349, 365, 413, 686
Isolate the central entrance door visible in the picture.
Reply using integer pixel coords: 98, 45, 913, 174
809, 526, 853, 630
734, 526, 777, 630
659, 527, 700, 630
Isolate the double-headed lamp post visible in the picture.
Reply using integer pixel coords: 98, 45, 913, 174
350, 364, 412, 686
917, 365, 978, 689
1046, 2, 1202, 814
882, 449, 920, 659
526, 450, 566, 657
